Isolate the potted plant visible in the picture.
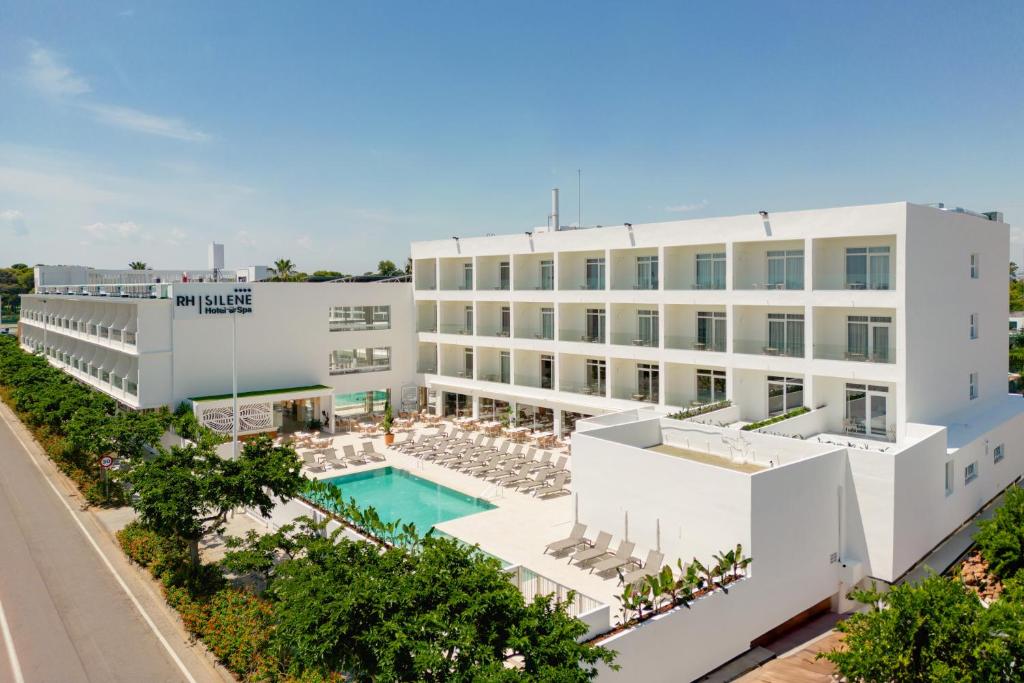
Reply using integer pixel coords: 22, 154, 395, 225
382, 401, 394, 445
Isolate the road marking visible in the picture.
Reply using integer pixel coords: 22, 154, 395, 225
0, 598, 25, 683
0, 411, 199, 683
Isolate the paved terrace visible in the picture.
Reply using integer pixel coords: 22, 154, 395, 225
294, 428, 630, 622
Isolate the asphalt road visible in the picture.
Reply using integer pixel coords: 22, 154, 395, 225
0, 405, 223, 683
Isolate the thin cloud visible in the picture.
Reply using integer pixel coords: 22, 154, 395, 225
1, 209, 29, 236
297, 235, 313, 249
24, 44, 209, 142
26, 45, 90, 97
665, 200, 709, 213
81, 220, 140, 244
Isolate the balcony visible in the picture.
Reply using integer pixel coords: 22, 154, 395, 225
733, 338, 805, 358
417, 322, 438, 333
514, 327, 555, 341
813, 344, 894, 363
478, 327, 512, 339
417, 361, 438, 373
559, 328, 605, 344
561, 382, 606, 397
609, 331, 658, 348
438, 323, 473, 335
515, 375, 555, 390
664, 335, 726, 352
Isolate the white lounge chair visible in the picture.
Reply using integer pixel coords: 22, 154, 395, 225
534, 471, 570, 498
545, 523, 587, 555
571, 532, 612, 566
621, 550, 665, 587
590, 540, 636, 575
342, 444, 369, 465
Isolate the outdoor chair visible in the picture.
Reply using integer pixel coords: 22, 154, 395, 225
534, 472, 571, 498
320, 449, 348, 470
620, 550, 664, 587
590, 540, 636, 575
300, 451, 326, 473
544, 523, 588, 555
361, 441, 386, 462
342, 444, 369, 465
499, 464, 535, 488
514, 470, 549, 492
570, 532, 612, 566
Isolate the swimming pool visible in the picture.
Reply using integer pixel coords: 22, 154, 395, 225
318, 467, 495, 532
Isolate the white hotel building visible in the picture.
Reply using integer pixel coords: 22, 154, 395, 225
16, 201, 1024, 680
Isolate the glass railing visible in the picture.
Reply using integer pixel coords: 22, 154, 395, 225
561, 382, 606, 397
329, 321, 391, 332
329, 360, 392, 375
609, 332, 658, 347
734, 282, 804, 291
124, 331, 137, 346
733, 338, 805, 358
479, 328, 512, 338
126, 381, 138, 396
667, 282, 727, 290
514, 376, 555, 390
438, 324, 474, 335
558, 328, 605, 344
416, 323, 438, 333
813, 344, 895, 363
515, 328, 555, 340
664, 335, 726, 352
417, 363, 438, 373
440, 369, 473, 379
478, 372, 511, 384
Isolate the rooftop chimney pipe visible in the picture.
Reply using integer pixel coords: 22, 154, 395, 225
551, 188, 560, 231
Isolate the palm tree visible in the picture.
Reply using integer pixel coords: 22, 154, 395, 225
270, 259, 296, 281
128, 261, 147, 270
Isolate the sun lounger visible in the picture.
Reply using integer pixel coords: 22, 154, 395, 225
462, 454, 500, 474
342, 444, 369, 465
514, 470, 550, 492
523, 450, 552, 472
534, 471, 571, 498
300, 451, 326, 472
545, 523, 588, 555
590, 541, 636, 575
320, 449, 348, 470
361, 441, 386, 462
621, 550, 665, 587
534, 455, 567, 479
496, 464, 533, 487
571, 531, 612, 566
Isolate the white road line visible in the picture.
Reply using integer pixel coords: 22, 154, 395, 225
0, 411, 199, 683
0, 598, 25, 683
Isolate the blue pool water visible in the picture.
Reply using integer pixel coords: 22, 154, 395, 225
319, 467, 495, 532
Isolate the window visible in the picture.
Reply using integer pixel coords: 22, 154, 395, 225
635, 255, 659, 290
969, 313, 978, 340
540, 354, 554, 389
464, 348, 474, 377
696, 311, 727, 351
766, 250, 804, 289
585, 307, 606, 343
847, 315, 892, 362
329, 347, 391, 375
498, 261, 510, 290
585, 359, 606, 394
767, 313, 805, 357
695, 252, 726, 289
845, 246, 891, 290
462, 262, 474, 290
540, 307, 554, 339
969, 372, 979, 400
539, 260, 554, 290
637, 309, 659, 347
945, 461, 955, 496
994, 444, 1005, 464
697, 369, 727, 403
329, 305, 391, 332
499, 351, 511, 383
464, 305, 474, 335
970, 253, 979, 279
845, 383, 890, 437
500, 306, 511, 336
965, 461, 979, 485
585, 258, 605, 290
637, 363, 659, 402
767, 376, 803, 416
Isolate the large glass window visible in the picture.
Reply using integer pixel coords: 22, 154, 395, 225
845, 383, 889, 437
585, 359, 606, 394
585, 307, 606, 343
540, 354, 554, 389
695, 252, 726, 289
637, 363, 659, 402
464, 305, 474, 335
462, 262, 474, 290
540, 260, 554, 290
768, 376, 803, 416
464, 348, 474, 377
696, 311, 726, 351
500, 306, 511, 336
637, 309, 659, 347
499, 351, 511, 383
969, 371, 978, 400
970, 253, 979, 279
767, 313, 804, 357
540, 307, 554, 340
585, 258, 605, 290
329, 347, 391, 375
846, 315, 891, 362
696, 369, 727, 403
498, 261, 510, 290
329, 305, 391, 332
845, 246, 891, 290
635, 255, 659, 290
766, 250, 804, 289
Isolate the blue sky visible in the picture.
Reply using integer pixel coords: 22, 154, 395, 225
2, 1, 1022, 272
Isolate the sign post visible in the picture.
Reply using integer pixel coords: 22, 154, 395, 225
99, 455, 115, 499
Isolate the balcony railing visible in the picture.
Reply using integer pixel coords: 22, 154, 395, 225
329, 320, 391, 332
514, 376, 554, 390
440, 369, 473, 379
733, 338, 805, 358
561, 382, 606, 397
478, 372, 511, 384
664, 335, 726, 352
329, 360, 391, 375
559, 328, 605, 344
609, 332, 658, 347
417, 362, 438, 373
813, 344, 895, 364
479, 328, 512, 338
514, 328, 555, 341
416, 322, 438, 333
438, 324, 473, 335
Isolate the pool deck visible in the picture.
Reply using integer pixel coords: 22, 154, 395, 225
648, 443, 765, 473
301, 430, 623, 620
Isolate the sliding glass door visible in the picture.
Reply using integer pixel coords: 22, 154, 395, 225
845, 383, 890, 437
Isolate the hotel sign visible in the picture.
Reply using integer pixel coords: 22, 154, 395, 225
174, 285, 254, 318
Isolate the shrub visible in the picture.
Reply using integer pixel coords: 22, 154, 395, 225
741, 406, 810, 431
203, 589, 277, 677
975, 486, 1024, 580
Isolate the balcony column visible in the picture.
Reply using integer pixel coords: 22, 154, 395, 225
554, 410, 564, 439
725, 241, 735, 292
658, 361, 666, 407
471, 256, 479, 290
471, 395, 480, 419
804, 237, 814, 292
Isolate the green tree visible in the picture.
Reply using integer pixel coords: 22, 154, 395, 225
975, 486, 1024, 580
819, 575, 1018, 681
125, 435, 304, 568
270, 259, 297, 281
377, 259, 402, 277
128, 261, 148, 270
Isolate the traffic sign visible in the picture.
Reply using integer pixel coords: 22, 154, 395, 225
99, 455, 115, 469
